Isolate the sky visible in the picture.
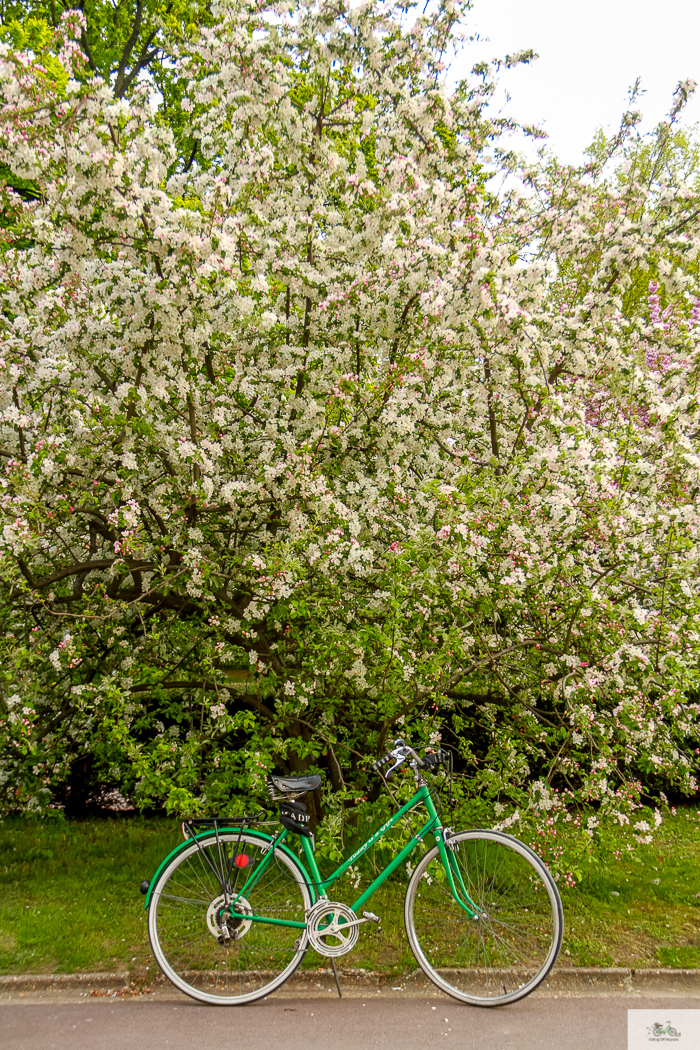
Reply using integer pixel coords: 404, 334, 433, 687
452, 0, 700, 165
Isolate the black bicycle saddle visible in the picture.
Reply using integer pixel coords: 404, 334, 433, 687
269, 774, 322, 794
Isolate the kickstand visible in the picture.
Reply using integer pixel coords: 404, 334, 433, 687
330, 958, 342, 999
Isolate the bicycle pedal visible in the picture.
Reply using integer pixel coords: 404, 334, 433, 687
361, 911, 381, 924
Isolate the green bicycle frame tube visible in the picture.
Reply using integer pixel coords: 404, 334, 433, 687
244, 914, 307, 930
299, 784, 445, 913
229, 827, 294, 908
317, 786, 432, 891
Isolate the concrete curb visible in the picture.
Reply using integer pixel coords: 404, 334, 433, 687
0, 973, 130, 991
3, 968, 700, 996
542, 968, 700, 995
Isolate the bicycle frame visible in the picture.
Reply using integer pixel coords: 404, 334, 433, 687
228, 783, 479, 929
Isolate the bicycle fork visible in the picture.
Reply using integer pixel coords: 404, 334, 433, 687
435, 831, 480, 918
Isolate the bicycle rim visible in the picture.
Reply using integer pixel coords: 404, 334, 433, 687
405, 829, 563, 1006
148, 832, 311, 1005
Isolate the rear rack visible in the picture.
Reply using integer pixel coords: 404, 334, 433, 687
180, 813, 274, 840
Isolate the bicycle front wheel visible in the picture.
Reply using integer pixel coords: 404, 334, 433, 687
148, 831, 311, 1005
405, 829, 563, 1006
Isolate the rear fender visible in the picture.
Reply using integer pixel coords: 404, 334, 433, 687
143, 827, 315, 909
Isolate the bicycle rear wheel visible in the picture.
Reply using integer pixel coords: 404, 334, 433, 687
148, 831, 311, 1005
405, 829, 563, 1006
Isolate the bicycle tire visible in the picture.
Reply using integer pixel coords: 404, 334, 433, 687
148, 831, 311, 1005
404, 829, 563, 1006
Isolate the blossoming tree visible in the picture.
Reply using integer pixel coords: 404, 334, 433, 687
0, 2, 698, 850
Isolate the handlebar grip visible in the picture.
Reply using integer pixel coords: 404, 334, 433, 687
370, 753, 393, 774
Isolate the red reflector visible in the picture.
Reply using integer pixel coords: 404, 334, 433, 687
235, 854, 250, 868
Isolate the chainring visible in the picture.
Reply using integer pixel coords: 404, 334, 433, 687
306, 900, 359, 958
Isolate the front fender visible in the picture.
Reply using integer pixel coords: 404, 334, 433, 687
143, 827, 315, 909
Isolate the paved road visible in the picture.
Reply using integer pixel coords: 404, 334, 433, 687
3, 995, 700, 1050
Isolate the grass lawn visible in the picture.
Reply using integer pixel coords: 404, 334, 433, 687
1, 810, 699, 977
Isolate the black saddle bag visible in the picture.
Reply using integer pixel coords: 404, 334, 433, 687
279, 799, 312, 838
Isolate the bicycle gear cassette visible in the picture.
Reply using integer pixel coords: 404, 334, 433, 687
306, 901, 359, 957
206, 894, 253, 943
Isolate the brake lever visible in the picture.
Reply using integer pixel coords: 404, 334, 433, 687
383, 744, 410, 779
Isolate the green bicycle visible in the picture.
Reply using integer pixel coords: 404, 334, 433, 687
142, 738, 563, 1007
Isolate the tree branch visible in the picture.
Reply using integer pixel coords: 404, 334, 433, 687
29, 558, 155, 589
113, 0, 145, 99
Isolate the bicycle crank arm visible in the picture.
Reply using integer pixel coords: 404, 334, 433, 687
319, 911, 381, 935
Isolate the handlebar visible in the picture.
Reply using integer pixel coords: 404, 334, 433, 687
370, 738, 452, 779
